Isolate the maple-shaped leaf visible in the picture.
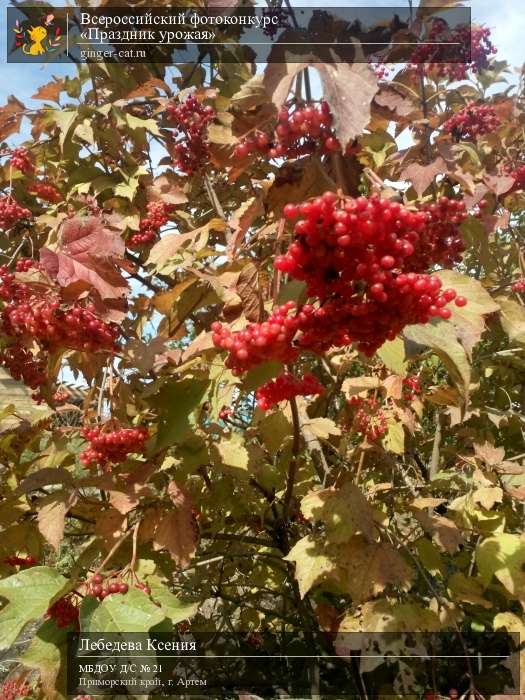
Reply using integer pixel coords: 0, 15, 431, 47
31, 78, 64, 103
40, 216, 129, 301
0, 95, 25, 141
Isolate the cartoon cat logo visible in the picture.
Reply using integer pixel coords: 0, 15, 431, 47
23, 25, 48, 56
13, 15, 62, 57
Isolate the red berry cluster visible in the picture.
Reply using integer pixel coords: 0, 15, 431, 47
15, 257, 38, 273
166, 95, 215, 175
213, 193, 469, 367
505, 163, 525, 191
3, 554, 36, 566
2, 299, 119, 354
443, 102, 500, 141
0, 195, 31, 231
52, 388, 70, 403
87, 572, 129, 600
512, 278, 525, 293
276, 193, 467, 353
402, 375, 422, 401
0, 679, 31, 700
255, 372, 324, 410
212, 301, 299, 374
9, 147, 34, 175
410, 22, 495, 81
46, 595, 79, 629
28, 180, 63, 203
218, 406, 233, 420
349, 396, 388, 441
415, 196, 468, 266
0, 344, 47, 390
129, 201, 173, 249
80, 424, 149, 469
0, 267, 118, 392
234, 101, 341, 160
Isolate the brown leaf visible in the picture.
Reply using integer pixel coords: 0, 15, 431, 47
95, 508, 127, 551
227, 197, 264, 258
108, 484, 151, 515
473, 441, 505, 466
37, 490, 78, 551
334, 536, 414, 602
40, 217, 129, 301
124, 78, 170, 100
31, 79, 65, 103
0, 95, 25, 141
401, 157, 446, 197
146, 173, 188, 205
121, 336, 169, 373
236, 262, 264, 323
374, 85, 417, 118
182, 331, 215, 362
152, 482, 197, 569
483, 173, 515, 197
413, 509, 463, 554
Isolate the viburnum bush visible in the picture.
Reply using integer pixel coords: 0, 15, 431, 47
0, 6, 524, 699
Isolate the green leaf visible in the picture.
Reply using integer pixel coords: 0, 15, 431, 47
0, 566, 67, 650
148, 582, 199, 625
21, 619, 68, 697
493, 611, 525, 638
125, 113, 160, 136
80, 588, 167, 633
257, 411, 292, 457
376, 337, 407, 374
153, 378, 208, 451
115, 177, 140, 201
242, 361, 282, 392
300, 481, 375, 544
404, 320, 471, 400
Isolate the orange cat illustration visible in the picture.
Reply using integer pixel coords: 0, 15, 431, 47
23, 25, 47, 56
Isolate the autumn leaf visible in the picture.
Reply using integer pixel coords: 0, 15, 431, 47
151, 482, 197, 569
236, 262, 264, 323
0, 95, 25, 141
145, 173, 188, 206
300, 481, 375, 544
401, 157, 447, 197
31, 79, 64, 103
37, 491, 78, 552
284, 535, 339, 598
227, 197, 265, 258
334, 536, 414, 603
40, 216, 129, 301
